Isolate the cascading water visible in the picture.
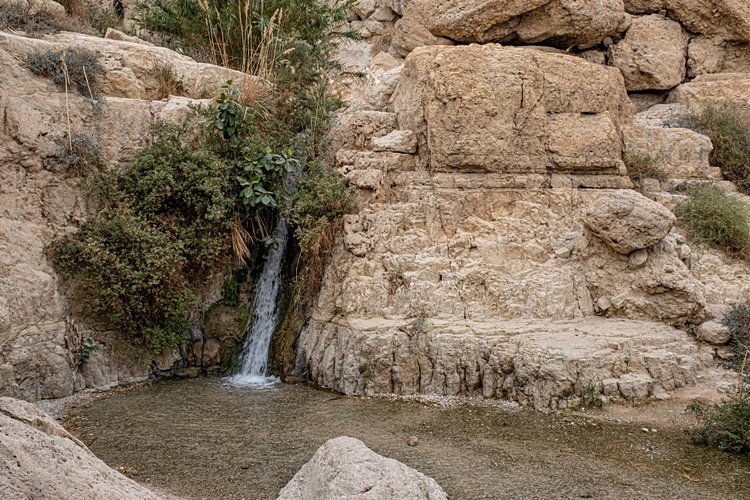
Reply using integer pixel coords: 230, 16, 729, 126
225, 218, 288, 388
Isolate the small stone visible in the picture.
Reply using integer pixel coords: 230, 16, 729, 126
628, 248, 649, 269
696, 321, 731, 346
555, 247, 572, 259
596, 296, 612, 312
407, 436, 419, 447
372, 130, 417, 154
641, 427, 650, 433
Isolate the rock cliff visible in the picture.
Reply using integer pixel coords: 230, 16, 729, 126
296, 0, 750, 409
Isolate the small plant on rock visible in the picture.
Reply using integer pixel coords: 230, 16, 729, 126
691, 104, 750, 195
625, 152, 667, 185
723, 303, 750, 372
689, 380, 750, 455
675, 186, 750, 258
54, 132, 103, 175
27, 48, 103, 97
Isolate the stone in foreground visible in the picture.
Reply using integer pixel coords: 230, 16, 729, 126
277, 436, 447, 500
0, 397, 162, 499
583, 190, 676, 254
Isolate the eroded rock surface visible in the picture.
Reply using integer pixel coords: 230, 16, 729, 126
399, 0, 626, 49
0, 397, 162, 498
277, 437, 447, 500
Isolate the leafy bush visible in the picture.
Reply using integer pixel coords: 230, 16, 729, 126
689, 383, 750, 455
675, 186, 750, 258
47, 210, 194, 352
692, 104, 750, 195
153, 62, 184, 99
27, 49, 103, 97
283, 165, 354, 253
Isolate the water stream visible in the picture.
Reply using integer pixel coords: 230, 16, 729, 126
224, 218, 288, 388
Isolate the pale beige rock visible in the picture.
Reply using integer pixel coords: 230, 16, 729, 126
392, 45, 633, 175
624, 0, 664, 13
609, 14, 688, 91
669, 73, 750, 111
687, 36, 750, 77
0, 31, 258, 101
0, 397, 162, 498
404, 0, 626, 48
0, 0, 65, 17
277, 437, 447, 500
372, 130, 417, 153
391, 5, 453, 57
696, 321, 731, 345
666, 0, 750, 42
583, 190, 676, 254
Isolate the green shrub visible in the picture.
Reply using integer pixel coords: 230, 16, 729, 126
47, 210, 194, 352
675, 186, 750, 257
57, 0, 121, 35
27, 49, 103, 97
283, 165, 354, 253
624, 152, 667, 184
0, 0, 120, 36
53, 132, 103, 175
692, 104, 750, 195
689, 382, 750, 455
724, 303, 750, 372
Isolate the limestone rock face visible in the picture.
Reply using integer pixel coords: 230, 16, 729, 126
392, 45, 633, 179
609, 14, 688, 91
669, 73, 750, 111
0, 31, 232, 400
0, 31, 258, 101
0, 397, 161, 499
392, 5, 453, 57
277, 437, 447, 500
583, 190, 675, 254
687, 37, 750, 77
666, 0, 750, 42
624, 0, 664, 13
402, 0, 626, 49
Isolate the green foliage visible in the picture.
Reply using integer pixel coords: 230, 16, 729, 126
27, 49, 103, 97
76, 337, 99, 368
692, 104, 750, 195
208, 82, 244, 146
223, 275, 240, 307
153, 62, 184, 99
689, 383, 750, 454
283, 165, 354, 253
239, 146, 299, 209
47, 209, 194, 352
58, 0, 122, 35
54, 132, 103, 175
625, 152, 667, 184
723, 303, 750, 372
675, 186, 750, 258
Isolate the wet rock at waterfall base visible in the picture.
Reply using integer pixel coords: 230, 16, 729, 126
277, 436, 447, 500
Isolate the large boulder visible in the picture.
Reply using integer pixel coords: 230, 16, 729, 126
583, 190, 675, 254
687, 36, 750, 77
277, 437, 447, 500
392, 45, 633, 179
666, 0, 750, 42
0, 397, 161, 499
669, 73, 750, 111
609, 14, 688, 91
398, 0, 627, 49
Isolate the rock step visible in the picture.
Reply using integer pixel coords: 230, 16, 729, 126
300, 317, 715, 410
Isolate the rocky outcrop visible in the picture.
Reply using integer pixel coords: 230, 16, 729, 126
0, 397, 162, 498
277, 437, 447, 500
583, 190, 675, 254
0, 31, 240, 400
666, 0, 750, 42
392, 45, 633, 183
396, 0, 626, 49
608, 14, 688, 91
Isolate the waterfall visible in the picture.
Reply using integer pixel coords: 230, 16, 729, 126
225, 218, 288, 388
